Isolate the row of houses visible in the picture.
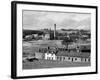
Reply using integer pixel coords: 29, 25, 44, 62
34, 52, 90, 63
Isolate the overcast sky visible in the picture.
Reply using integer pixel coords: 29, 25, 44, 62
23, 10, 91, 30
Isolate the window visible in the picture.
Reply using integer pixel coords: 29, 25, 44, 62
59, 57, 62, 61
57, 56, 59, 60
81, 58, 83, 61
63, 57, 65, 60
75, 58, 77, 60
72, 58, 73, 62
85, 58, 87, 62
88, 58, 90, 61
68, 57, 70, 60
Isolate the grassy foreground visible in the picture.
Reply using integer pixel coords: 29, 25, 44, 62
23, 59, 90, 69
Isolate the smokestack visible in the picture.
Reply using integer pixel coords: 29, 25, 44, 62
49, 28, 51, 40
54, 24, 56, 39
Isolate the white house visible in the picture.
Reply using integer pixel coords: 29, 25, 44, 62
45, 52, 56, 60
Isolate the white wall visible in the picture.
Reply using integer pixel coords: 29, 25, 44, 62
0, 0, 99, 80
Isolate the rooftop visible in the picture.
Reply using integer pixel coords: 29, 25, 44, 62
56, 51, 90, 58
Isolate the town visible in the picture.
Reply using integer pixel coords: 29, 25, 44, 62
23, 24, 91, 69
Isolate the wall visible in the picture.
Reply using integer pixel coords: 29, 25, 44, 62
0, 0, 99, 80
35, 52, 43, 59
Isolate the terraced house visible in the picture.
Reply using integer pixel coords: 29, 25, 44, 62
34, 48, 90, 63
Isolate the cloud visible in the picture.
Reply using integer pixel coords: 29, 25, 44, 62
23, 10, 91, 30
75, 17, 91, 30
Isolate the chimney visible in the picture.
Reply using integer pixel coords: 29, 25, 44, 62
49, 28, 51, 40
54, 24, 56, 39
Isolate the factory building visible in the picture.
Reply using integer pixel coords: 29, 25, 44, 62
43, 24, 57, 40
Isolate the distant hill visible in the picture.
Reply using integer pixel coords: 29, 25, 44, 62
23, 28, 90, 36
60, 29, 79, 31
23, 29, 44, 36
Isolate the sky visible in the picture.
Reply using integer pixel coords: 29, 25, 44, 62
23, 10, 91, 30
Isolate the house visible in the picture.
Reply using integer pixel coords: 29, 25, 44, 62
34, 46, 90, 63
45, 52, 56, 60
32, 34, 38, 38
43, 33, 50, 40
44, 51, 90, 62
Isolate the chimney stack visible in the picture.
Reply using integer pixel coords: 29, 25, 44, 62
54, 24, 56, 39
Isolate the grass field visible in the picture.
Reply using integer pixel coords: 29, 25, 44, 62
23, 40, 63, 57
23, 59, 90, 69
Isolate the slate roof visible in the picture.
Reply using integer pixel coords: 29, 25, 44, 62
56, 51, 90, 58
